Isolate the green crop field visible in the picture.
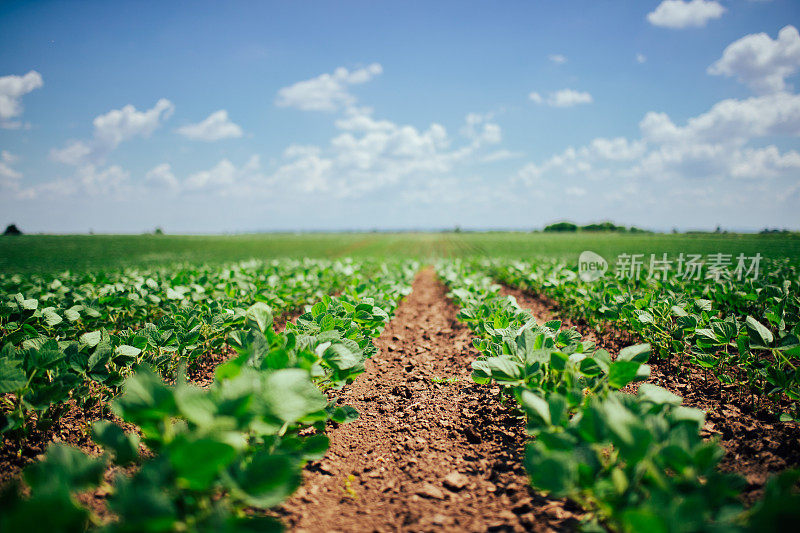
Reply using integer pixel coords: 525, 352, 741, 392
2, 232, 799, 272
2, 231, 800, 531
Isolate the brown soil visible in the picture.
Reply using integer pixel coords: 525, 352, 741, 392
277, 269, 582, 532
500, 284, 800, 504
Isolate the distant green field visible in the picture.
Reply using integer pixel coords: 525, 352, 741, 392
1, 232, 799, 273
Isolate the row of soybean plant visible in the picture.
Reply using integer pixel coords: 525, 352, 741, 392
437, 259, 798, 533
486, 258, 800, 422
0, 259, 379, 439
0, 260, 418, 532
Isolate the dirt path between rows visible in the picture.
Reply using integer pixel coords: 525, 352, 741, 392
278, 269, 580, 532
501, 284, 800, 505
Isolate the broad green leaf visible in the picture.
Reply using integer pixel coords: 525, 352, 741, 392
745, 316, 774, 346
92, 420, 140, 464
521, 390, 551, 425
41, 308, 62, 327
608, 360, 642, 389
638, 383, 682, 406
246, 302, 274, 333
223, 451, 301, 508
170, 438, 237, 490
617, 343, 650, 363
0, 357, 26, 393
79, 330, 102, 348
262, 369, 327, 424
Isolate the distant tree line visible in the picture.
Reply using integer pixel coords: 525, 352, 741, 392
3, 224, 22, 236
542, 221, 649, 233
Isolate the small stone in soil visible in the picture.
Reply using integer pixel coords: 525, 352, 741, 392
443, 471, 469, 491
417, 482, 445, 499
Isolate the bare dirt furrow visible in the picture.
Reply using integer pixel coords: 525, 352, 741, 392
278, 269, 580, 532
501, 284, 800, 505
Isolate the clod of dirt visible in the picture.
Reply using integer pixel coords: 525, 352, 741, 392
443, 471, 469, 491
417, 482, 446, 500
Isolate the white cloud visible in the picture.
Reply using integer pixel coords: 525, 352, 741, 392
75, 164, 130, 196
590, 137, 646, 160
92, 98, 174, 149
481, 149, 524, 163
0, 150, 22, 187
334, 106, 395, 132
176, 110, 244, 141
548, 54, 567, 64
549, 89, 593, 107
275, 64, 382, 111
272, 151, 334, 193
185, 159, 237, 190
283, 144, 322, 159
531, 89, 593, 108
21, 163, 132, 200
269, 107, 501, 197
639, 92, 800, 145
145, 163, 179, 190
647, 0, 725, 29
1, 150, 18, 165
51, 99, 174, 166
516, 90, 800, 200
565, 186, 587, 196
461, 112, 502, 144
50, 141, 92, 166
708, 25, 800, 94
0, 71, 43, 127
184, 155, 264, 192
636, 53, 647, 64
730, 146, 800, 178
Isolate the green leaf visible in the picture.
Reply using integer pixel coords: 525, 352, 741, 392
311, 302, 326, 318
638, 383, 682, 406
521, 390, 551, 426
79, 330, 102, 348
246, 302, 274, 333
170, 438, 237, 490
608, 360, 642, 389
174, 385, 217, 427
486, 356, 523, 383
115, 345, 142, 358
0, 356, 26, 394
617, 343, 650, 363
262, 369, 327, 424
579, 357, 603, 377
621, 510, 669, 533
223, 451, 301, 508
745, 316, 774, 346
17, 296, 38, 312
330, 405, 359, 424
25, 443, 106, 493
92, 420, 140, 464
322, 343, 361, 371
41, 308, 62, 327
524, 443, 574, 497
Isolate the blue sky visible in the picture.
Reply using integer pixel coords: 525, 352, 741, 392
1, 0, 799, 233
